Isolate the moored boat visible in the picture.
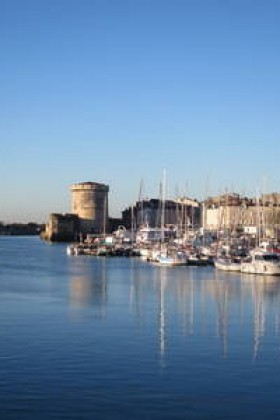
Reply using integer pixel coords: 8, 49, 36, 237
241, 249, 280, 276
157, 250, 188, 266
214, 256, 241, 272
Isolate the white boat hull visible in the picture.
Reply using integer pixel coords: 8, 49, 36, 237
157, 255, 187, 266
214, 259, 241, 272
241, 249, 280, 276
241, 262, 280, 275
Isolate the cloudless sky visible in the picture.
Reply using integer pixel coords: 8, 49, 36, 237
1, 0, 279, 222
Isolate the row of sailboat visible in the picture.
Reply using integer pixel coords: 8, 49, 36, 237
67, 227, 280, 275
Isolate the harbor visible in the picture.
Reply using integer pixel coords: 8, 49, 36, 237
37, 181, 280, 275
2, 1, 280, 418
65, 223, 280, 275
1, 236, 280, 419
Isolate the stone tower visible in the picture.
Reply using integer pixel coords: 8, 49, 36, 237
70, 181, 109, 234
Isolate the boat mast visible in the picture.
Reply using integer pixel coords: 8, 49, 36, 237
161, 170, 166, 245
138, 179, 144, 227
131, 204, 134, 244
256, 188, 261, 248
103, 193, 107, 239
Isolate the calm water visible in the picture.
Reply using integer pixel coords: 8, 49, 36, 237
1, 237, 280, 419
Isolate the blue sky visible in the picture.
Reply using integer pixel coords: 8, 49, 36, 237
1, 0, 279, 222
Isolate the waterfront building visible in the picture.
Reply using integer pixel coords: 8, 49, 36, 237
70, 181, 109, 234
202, 192, 280, 238
175, 196, 201, 231
42, 213, 79, 242
41, 180, 280, 243
122, 197, 200, 232
42, 181, 110, 242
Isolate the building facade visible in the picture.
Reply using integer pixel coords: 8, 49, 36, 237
42, 213, 79, 242
122, 197, 200, 232
202, 193, 280, 238
71, 181, 109, 234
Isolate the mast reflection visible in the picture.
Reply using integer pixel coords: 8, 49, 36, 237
157, 267, 167, 366
241, 274, 280, 360
131, 262, 280, 362
68, 257, 280, 361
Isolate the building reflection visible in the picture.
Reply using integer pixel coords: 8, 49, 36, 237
69, 258, 107, 311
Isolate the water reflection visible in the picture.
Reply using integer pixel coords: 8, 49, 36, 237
68, 257, 280, 362
241, 274, 280, 361
69, 257, 107, 310
129, 264, 280, 363
157, 267, 167, 366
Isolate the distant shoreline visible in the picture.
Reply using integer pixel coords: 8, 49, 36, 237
0, 223, 43, 236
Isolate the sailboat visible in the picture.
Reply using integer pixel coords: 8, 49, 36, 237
157, 249, 188, 266
241, 190, 280, 276
214, 193, 242, 272
156, 171, 188, 267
